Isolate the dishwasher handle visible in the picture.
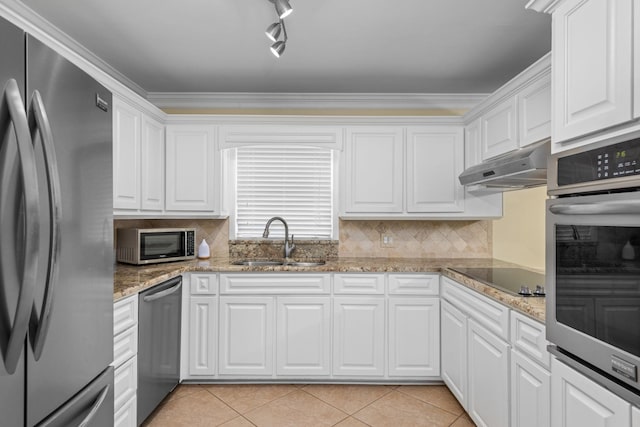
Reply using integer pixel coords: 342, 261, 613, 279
142, 278, 182, 303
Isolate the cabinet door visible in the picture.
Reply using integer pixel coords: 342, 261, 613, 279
467, 319, 510, 427
188, 296, 216, 376
482, 97, 518, 160
633, 406, 640, 427
388, 298, 440, 377
551, 358, 630, 427
510, 350, 550, 427
140, 116, 164, 211
165, 125, 217, 212
464, 118, 482, 168
518, 75, 551, 147
406, 126, 464, 213
333, 297, 385, 376
440, 300, 467, 408
343, 127, 403, 213
276, 297, 331, 376
553, 0, 633, 142
635, 0, 640, 119
219, 297, 274, 376
113, 98, 140, 209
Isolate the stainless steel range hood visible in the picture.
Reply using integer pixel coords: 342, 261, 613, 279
459, 140, 550, 190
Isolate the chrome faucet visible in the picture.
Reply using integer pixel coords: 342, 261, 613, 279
262, 216, 296, 258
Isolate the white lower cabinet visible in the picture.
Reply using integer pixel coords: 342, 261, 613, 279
219, 296, 275, 376
633, 406, 640, 427
188, 296, 216, 376
511, 349, 550, 427
276, 297, 331, 376
551, 357, 630, 427
112, 295, 138, 427
388, 297, 440, 377
467, 319, 510, 427
333, 297, 385, 376
441, 299, 468, 406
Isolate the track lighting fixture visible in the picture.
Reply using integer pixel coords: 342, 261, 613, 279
265, 0, 292, 57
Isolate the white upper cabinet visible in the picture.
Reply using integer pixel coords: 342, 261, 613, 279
518, 76, 552, 147
552, 0, 633, 143
465, 53, 551, 162
140, 116, 165, 211
165, 125, 219, 212
481, 97, 518, 160
343, 127, 404, 213
113, 98, 141, 210
406, 126, 464, 213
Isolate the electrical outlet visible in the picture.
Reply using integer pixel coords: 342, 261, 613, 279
380, 234, 395, 248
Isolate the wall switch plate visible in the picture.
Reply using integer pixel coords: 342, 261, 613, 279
380, 234, 395, 248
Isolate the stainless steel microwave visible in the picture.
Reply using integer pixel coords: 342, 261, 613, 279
116, 228, 196, 265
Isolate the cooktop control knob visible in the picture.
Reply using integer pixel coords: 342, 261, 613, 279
534, 285, 546, 296
519, 286, 532, 296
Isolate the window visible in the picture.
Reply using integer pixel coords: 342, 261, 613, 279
234, 144, 335, 239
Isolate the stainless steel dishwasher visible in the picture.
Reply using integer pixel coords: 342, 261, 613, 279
137, 276, 182, 425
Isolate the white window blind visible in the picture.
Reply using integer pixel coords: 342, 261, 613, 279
235, 145, 333, 239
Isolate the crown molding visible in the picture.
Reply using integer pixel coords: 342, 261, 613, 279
0, 0, 148, 99
147, 92, 488, 112
525, 0, 563, 13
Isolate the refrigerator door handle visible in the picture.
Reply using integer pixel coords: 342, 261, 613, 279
0, 78, 40, 374
27, 90, 62, 360
142, 279, 182, 303
77, 383, 110, 427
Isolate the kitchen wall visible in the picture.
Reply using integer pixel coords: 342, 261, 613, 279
492, 186, 547, 271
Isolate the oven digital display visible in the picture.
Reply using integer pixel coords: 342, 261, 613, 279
557, 138, 640, 186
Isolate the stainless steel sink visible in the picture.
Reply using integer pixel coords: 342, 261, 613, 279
231, 260, 326, 267
231, 260, 284, 266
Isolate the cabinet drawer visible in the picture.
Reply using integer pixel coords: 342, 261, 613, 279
388, 274, 439, 295
334, 274, 385, 294
510, 311, 550, 369
114, 395, 136, 427
114, 296, 138, 336
220, 274, 330, 294
441, 277, 509, 340
191, 273, 218, 294
113, 325, 138, 368
114, 355, 137, 413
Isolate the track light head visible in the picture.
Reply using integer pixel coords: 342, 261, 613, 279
270, 41, 286, 58
265, 22, 282, 42
273, 0, 293, 19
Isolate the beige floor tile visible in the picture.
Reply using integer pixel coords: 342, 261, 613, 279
218, 416, 256, 427
303, 384, 393, 414
334, 417, 371, 427
450, 413, 477, 427
244, 389, 348, 427
201, 384, 298, 413
396, 385, 464, 416
164, 384, 204, 403
144, 389, 238, 427
353, 390, 458, 427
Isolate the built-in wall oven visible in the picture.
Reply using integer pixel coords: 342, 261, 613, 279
547, 135, 640, 404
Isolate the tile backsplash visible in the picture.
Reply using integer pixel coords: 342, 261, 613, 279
114, 218, 492, 259
338, 219, 492, 258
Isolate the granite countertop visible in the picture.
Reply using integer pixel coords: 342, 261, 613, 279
114, 257, 546, 322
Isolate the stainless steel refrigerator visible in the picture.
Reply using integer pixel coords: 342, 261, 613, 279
0, 15, 114, 427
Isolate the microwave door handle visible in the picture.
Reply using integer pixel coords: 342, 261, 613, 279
549, 200, 640, 215
0, 79, 41, 374
27, 90, 61, 360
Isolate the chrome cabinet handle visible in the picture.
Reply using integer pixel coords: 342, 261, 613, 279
143, 280, 182, 303
27, 90, 62, 360
77, 383, 110, 427
549, 199, 640, 215
0, 79, 40, 374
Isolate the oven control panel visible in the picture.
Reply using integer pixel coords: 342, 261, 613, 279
558, 138, 640, 186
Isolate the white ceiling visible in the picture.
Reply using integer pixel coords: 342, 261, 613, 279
22, 0, 551, 95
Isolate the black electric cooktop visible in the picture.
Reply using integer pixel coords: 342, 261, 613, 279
450, 267, 546, 297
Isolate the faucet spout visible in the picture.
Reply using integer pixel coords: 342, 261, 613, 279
262, 216, 296, 258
